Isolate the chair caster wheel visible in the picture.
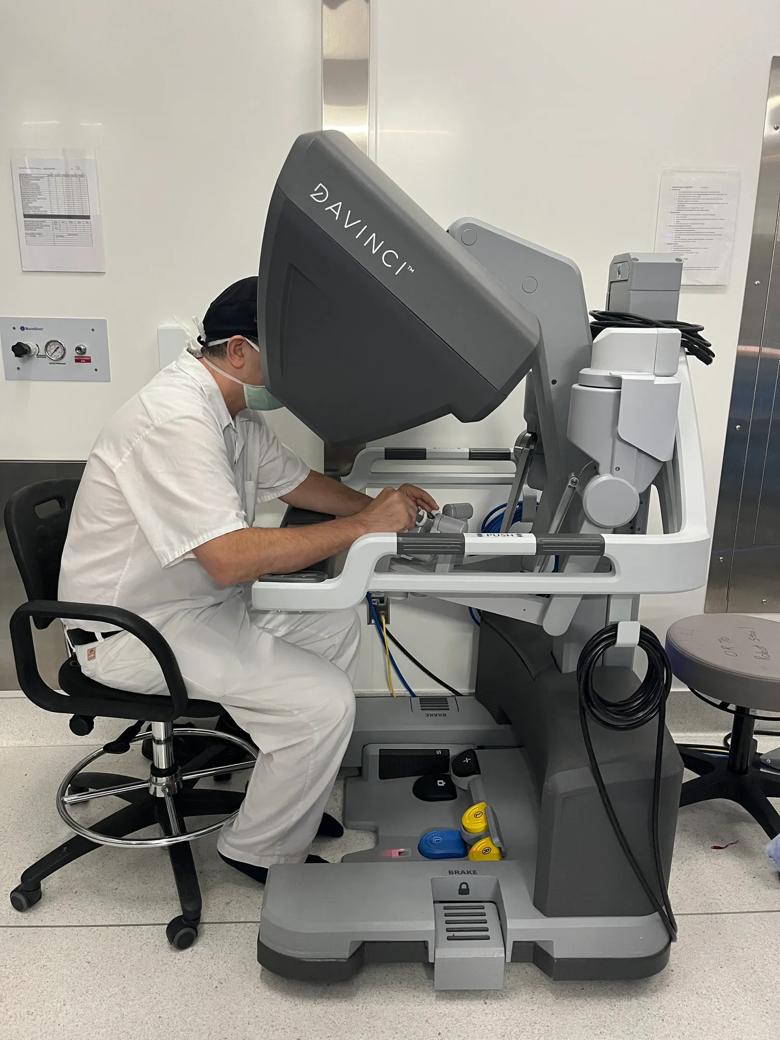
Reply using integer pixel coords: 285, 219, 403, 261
10, 885, 42, 912
166, 915, 199, 950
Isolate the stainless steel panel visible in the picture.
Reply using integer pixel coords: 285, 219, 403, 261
0, 461, 84, 690
322, 0, 370, 153
322, 0, 371, 475
707, 58, 780, 612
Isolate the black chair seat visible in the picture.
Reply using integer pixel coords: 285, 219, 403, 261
58, 657, 220, 722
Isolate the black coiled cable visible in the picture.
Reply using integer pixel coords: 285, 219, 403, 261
589, 310, 715, 366
577, 623, 678, 941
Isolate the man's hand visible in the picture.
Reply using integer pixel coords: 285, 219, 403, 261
194, 483, 436, 585
357, 488, 419, 534
398, 483, 439, 515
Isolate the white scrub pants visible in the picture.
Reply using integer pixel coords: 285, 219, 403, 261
75, 595, 360, 868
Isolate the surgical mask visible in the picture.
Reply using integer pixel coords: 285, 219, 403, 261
199, 338, 283, 411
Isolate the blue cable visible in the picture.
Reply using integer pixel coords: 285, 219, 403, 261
366, 595, 417, 697
481, 503, 506, 531
480, 499, 523, 534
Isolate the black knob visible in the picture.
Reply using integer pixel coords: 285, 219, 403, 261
11, 341, 32, 358
451, 749, 481, 778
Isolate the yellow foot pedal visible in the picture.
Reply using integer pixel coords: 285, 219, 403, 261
461, 801, 489, 836
468, 837, 503, 862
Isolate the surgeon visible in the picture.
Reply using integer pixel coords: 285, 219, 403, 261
59, 276, 437, 883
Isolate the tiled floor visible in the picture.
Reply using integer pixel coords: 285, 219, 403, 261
1, 691, 778, 1040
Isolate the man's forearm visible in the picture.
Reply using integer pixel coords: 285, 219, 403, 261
194, 515, 367, 586
281, 470, 370, 517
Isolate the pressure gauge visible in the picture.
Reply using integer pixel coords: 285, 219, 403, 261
45, 339, 66, 361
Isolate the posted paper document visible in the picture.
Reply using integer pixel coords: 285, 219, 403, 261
11, 149, 105, 272
654, 171, 739, 286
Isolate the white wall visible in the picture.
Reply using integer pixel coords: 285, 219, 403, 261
352, 0, 780, 693
0, 0, 323, 469
3, 1, 780, 694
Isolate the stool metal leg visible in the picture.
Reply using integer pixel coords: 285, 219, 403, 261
180, 761, 254, 785
68, 771, 150, 804
62, 776, 150, 806
175, 729, 255, 780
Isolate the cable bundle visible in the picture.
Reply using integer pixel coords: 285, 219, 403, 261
577, 623, 678, 941
365, 595, 464, 697
366, 595, 415, 697
589, 310, 715, 365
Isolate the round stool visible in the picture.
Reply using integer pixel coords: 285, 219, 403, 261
666, 614, 780, 843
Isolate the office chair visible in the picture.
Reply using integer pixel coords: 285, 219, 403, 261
4, 479, 257, 948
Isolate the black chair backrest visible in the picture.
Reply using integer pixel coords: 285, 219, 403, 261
4, 479, 80, 629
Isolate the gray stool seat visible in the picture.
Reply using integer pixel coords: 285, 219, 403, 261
666, 614, 780, 712
666, 613, 780, 850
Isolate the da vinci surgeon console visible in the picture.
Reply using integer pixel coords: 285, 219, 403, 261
250, 131, 710, 990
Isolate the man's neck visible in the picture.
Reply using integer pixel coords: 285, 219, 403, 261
198, 357, 245, 417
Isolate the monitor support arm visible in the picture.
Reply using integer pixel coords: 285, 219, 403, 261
447, 219, 593, 538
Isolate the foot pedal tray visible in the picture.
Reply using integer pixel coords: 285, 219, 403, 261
433, 901, 505, 991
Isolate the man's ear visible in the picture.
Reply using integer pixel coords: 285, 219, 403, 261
225, 336, 248, 367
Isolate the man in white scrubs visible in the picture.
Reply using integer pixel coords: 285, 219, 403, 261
59, 276, 437, 883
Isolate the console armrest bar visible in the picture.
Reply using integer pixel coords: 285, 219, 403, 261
468, 449, 513, 461
397, 534, 466, 557
534, 535, 605, 556
382, 447, 513, 461
384, 448, 426, 460
396, 532, 604, 558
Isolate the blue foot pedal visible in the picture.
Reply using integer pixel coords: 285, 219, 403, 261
418, 829, 467, 860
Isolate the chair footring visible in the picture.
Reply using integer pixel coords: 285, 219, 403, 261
55, 725, 256, 849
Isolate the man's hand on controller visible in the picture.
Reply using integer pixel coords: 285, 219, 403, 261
357, 485, 437, 535
397, 483, 439, 515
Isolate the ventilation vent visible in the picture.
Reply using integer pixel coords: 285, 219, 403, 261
419, 696, 451, 712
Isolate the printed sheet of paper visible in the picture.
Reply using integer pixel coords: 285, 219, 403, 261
654, 171, 739, 286
11, 149, 105, 272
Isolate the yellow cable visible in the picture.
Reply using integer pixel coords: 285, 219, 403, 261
380, 614, 396, 697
